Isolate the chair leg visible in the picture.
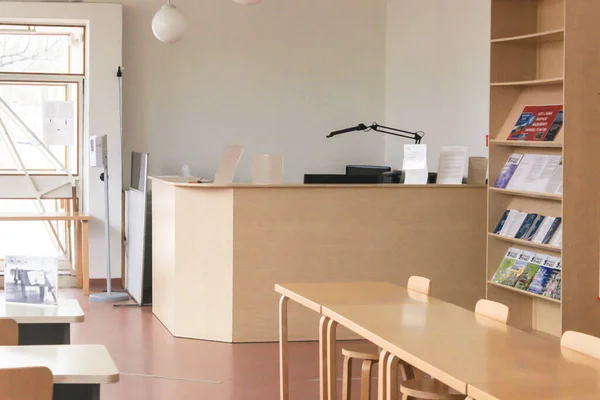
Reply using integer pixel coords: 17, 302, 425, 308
342, 356, 352, 400
360, 359, 374, 400
401, 395, 409, 400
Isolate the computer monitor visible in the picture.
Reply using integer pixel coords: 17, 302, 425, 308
304, 174, 380, 184
346, 165, 391, 176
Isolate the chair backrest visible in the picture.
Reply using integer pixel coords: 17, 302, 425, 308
0, 367, 53, 400
475, 299, 509, 324
407, 276, 431, 295
0, 319, 18, 346
561, 331, 600, 360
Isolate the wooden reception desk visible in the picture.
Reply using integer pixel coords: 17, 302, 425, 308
150, 176, 487, 343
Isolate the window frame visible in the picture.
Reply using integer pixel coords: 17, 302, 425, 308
0, 24, 86, 77
0, 73, 84, 176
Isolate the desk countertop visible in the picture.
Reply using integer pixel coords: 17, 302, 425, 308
0, 299, 84, 324
0, 345, 119, 384
150, 176, 486, 189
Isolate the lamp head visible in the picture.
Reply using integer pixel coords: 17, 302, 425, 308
152, 2, 187, 44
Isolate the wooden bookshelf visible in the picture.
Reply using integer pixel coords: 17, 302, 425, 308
487, 0, 568, 337
488, 233, 562, 253
489, 140, 563, 148
488, 281, 561, 304
488, 0, 600, 338
489, 188, 562, 201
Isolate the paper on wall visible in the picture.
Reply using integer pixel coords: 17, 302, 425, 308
403, 144, 428, 184
437, 146, 468, 184
42, 101, 75, 146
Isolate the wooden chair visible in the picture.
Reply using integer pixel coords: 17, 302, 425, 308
341, 276, 431, 400
0, 318, 19, 346
561, 330, 600, 360
399, 299, 509, 400
0, 367, 53, 400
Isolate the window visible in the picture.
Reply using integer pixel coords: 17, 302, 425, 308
0, 24, 85, 270
0, 25, 84, 75
0, 81, 80, 175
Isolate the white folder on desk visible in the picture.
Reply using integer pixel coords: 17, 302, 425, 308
213, 145, 244, 184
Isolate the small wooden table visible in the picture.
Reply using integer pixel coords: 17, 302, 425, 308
0, 344, 119, 400
0, 299, 84, 345
0, 212, 92, 295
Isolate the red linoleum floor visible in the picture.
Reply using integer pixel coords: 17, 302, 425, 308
52, 289, 373, 400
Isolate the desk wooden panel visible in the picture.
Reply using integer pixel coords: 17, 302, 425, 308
0, 299, 84, 324
0, 212, 92, 295
151, 176, 487, 342
0, 345, 119, 384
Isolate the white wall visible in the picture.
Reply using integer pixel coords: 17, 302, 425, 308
385, 0, 490, 173
121, 0, 387, 183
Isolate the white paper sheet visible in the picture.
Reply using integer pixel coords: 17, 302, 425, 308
437, 146, 468, 184
42, 101, 75, 146
402, 144, 428, 184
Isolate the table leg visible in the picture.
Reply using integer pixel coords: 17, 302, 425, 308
18, 323, 70, 345
53, 383, 99, 400
81, 220, 90, 296
386, 354, 398, 400
326, 318, 338, 400
319, 316, 329, 400
75, 219, 82, 288
378, 350, 390, 400
279, 296, 289, 400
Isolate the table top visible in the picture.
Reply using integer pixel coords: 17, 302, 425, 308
0, 345, 119, 384
275, 282, 435, 313
317, 285, 600, 396
0, 212, 91, 221
151, 176, 484, 189
468, 380, 600, 400
0, 299, 84, 324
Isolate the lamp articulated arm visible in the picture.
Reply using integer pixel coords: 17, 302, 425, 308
327, 122, 424, 144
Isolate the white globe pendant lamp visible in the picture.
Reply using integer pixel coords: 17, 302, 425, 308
233, 0, 263, 5
152, 0, 187, 44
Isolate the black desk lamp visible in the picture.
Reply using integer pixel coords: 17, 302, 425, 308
327, 123, 424, 144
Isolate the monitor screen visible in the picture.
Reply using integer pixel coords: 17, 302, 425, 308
130, 152, 149, 193
346, 165, 391, 176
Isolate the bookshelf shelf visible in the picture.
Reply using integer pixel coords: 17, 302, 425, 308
488, 233, 562, 253
489, 140, 563, 149
491, 29, 564, 44
488, 281, 561, 304
490, 78, 563, 87
489, 188, 562, 201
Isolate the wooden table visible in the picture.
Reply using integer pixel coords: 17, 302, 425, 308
0, 212, 91, 295
0, 344, 119, 400
468, 380, 600, 400
277, 282, 600, 400
275, 282, 430, 400
322, 294, 600, 399
0, 299, 84, 345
